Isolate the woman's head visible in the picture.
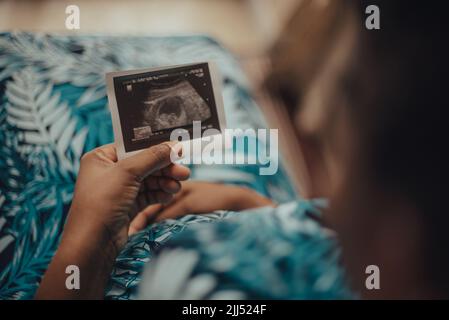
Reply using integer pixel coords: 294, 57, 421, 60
270, 0, 448, 298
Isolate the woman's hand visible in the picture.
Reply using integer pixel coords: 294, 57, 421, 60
129, 181, 275, 233
65, 142, 189, 253
36, 142, 189, 299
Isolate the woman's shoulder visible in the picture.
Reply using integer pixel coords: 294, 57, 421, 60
137, 199, 353, 300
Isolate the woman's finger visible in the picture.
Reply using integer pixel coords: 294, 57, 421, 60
119, 142, 181, 180
90, 143, 118, 163
145, 177, 181, 193
154, 191, 174, 204
161, 163, 191, 180
128, 204, 163, 235
153, 198, 190, 222
146, 164, 190, 182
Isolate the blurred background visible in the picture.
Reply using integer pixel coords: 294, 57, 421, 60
0, 0, 301, 56
0, 0, 339, 196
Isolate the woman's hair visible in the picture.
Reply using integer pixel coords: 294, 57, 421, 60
267, 0, 449, 295
342, 0, 449, 294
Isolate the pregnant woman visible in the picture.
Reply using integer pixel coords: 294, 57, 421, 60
36, 0, 449, 299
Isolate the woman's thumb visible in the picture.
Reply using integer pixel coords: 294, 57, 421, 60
119, 141, 182, 180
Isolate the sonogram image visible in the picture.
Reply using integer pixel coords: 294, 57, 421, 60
141, 79, 211, 131
111, 62, 222, 152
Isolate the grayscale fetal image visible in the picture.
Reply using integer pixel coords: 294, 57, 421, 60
141, 79, 211, 131
114, 62, 220, 152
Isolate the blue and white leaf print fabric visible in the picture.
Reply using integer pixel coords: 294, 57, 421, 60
0, 32, 301, 299
136, 201, 353, 300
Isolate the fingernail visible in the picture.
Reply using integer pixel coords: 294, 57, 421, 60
168, 141, 183, 158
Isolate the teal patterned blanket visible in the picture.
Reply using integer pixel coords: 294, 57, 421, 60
115, 200, 353, 299
0, 32, 350, 300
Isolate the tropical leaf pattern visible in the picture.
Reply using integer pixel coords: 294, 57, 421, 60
0, 32, 298, 299
136, 201, 353, 300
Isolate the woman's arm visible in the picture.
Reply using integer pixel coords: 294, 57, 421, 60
35, 142, 190, 299
35, 212, 118, 299
36, 143, 275, 299
129, 181, 275, 232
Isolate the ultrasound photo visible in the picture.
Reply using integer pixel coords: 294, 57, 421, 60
141, 78, 211, 132
107, 62, 226, 159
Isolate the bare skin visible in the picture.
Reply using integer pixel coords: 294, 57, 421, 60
35, 142, 273, 299
129, 181, 275, 233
